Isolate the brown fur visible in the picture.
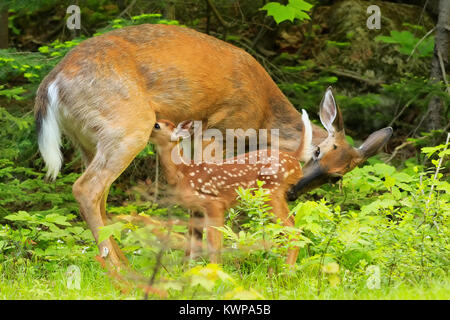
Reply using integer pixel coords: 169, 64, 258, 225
150, 120, 305, 265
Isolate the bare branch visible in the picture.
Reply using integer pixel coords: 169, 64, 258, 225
407, 27, 435, 61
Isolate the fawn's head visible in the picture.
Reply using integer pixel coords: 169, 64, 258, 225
150, 119, 193, 145
288, 87, 393, 198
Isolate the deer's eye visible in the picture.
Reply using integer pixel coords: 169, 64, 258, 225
314, 146, 320, 158
154, 123, 160, 130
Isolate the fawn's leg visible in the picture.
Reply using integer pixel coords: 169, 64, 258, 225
187, 138, 221, 260
205, 202, 225, 264
186, 210, 204, 259
269, 191, 299, 266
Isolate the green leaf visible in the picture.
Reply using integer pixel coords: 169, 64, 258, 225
383, 174, 396, 189
5, 211, 33, 222
45, 214, 71, 226
38, 46, 49, 53
260, 3, 295, 24
260, 0, 312, 24
345, 135, 354, 146
289, 0, 313, 12
361, 199, 398, 214
98, 222, 125, 243
373, 163, 396, 176
375, 30, 434, 58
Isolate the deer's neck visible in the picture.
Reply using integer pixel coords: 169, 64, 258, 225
156, 143, 184, 186
268, 95, 327, 158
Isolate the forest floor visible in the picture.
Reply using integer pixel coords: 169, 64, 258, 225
1, 257, 449, 300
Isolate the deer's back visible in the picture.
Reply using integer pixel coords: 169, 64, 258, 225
37, 24, 287, 132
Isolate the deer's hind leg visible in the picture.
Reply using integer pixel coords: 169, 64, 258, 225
72, 104, 155, 268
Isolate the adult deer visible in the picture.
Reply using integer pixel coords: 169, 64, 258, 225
34, 24, 392, 266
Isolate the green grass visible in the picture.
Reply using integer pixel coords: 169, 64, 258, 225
1, 254, 448, 300
0, 260, 136, 299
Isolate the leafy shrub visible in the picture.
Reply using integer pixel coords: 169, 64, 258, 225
260, 0, 313, 24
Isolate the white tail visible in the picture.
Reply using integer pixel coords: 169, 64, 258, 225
38, 80, 62, 181
302, 109, 313, 157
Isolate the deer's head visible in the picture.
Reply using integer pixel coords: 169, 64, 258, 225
288, 87, 393, 199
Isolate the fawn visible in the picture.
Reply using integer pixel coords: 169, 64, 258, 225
149, 110, 314, 265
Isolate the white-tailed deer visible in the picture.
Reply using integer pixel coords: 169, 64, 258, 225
149, 110, 312, 265
287, 89, 394, 199
34, 24, 392, 266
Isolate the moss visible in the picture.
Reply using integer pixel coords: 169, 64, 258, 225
316, 0, 435, 81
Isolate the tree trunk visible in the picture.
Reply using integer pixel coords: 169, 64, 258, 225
117, 0, 126, 11
426, 0, 449, 131
0, 7, 8, 49
165, 0, 176, 20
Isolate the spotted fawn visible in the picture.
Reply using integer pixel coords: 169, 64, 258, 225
149, 110, 314, 265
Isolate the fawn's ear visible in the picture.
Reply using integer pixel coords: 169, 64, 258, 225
179, 120, 193, 131
172, 120, 193, 140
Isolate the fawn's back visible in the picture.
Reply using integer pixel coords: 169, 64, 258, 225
178, 150, 302, 207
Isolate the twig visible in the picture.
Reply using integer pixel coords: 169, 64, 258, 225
387, 122, 450, 163
251, 17, 273, 48
437, 48, 450, 94
386, 140, 414, 163
143, 217, 173, 300
417, 0, 429, 28
205, 0, 233, 28
143, 245, 165, 300
118, 0, 136, 18
154, 152, 159, 201
317, 66, 384, 86
411, 108, 431, 137
388, 96, 419, 127
205, 0, 211, 34
104, 0, 136, 29
407, 27, 435, 61
426, 132, 449, 211
224, 35, 287, 83
317, 223, 337, 296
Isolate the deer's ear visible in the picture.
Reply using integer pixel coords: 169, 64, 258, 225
178, 120, 193, 131
319, 87, 344, 135
358, 127, 393, 159
173, 120, 194, 140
